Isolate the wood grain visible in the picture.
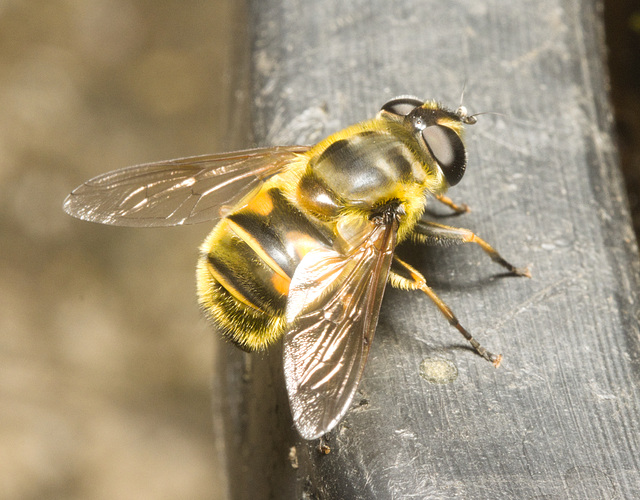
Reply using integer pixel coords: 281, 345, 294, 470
219, 0, 640, 497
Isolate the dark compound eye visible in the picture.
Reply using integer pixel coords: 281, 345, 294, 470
380, 96, 424, 116
421, 125, 467, 186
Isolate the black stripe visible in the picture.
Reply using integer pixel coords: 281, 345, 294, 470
207, 252, 271, 308
228, 188, 333, 277
228, 211, 295, 275
317, 138, 351, 165
387, 145, 414, 178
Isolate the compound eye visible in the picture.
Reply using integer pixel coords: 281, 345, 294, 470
380, 96, 424, 116
421, 125, 466, 186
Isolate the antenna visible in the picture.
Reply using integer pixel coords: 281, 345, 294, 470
459, 80, 468, 108
456, 81, 477, 124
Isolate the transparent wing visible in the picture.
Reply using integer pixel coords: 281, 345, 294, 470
62, 146, 310, 227
283, 214, 399, 440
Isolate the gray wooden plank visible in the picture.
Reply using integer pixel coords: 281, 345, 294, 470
219, 0, 640, 497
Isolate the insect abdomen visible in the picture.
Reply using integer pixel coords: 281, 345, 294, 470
196, 185, 333, 351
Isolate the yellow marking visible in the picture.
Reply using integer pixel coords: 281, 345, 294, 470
271, 273, 290, 296
226, 218, 290, 280
436, 116, 463, 134
247, 190, 274, 216
285, 231, 325, 260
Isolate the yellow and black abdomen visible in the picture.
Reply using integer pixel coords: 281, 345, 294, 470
196, 184, 333, 351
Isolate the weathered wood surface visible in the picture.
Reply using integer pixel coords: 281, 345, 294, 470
218, 0, 640, 498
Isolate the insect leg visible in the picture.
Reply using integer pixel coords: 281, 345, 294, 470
435, 194, 470, 214
390, 257, 502, 367
411, 221, 531, 277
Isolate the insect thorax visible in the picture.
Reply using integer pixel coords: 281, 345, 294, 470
298, 124, 440, 241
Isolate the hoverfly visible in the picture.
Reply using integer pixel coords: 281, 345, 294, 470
64, 97, 529, 440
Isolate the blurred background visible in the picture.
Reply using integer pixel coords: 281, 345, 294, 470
0, 1, 243, 498
0, 1, 638, 499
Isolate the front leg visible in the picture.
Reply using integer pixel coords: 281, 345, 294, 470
411, 220, 531, 278
435, 193, 470, 214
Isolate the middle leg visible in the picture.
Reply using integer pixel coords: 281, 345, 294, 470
411, 220, 531, 277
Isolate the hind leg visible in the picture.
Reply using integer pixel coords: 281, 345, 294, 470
389, 257, 503, 367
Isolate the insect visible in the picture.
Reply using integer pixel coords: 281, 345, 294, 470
64, 96, 530, 440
